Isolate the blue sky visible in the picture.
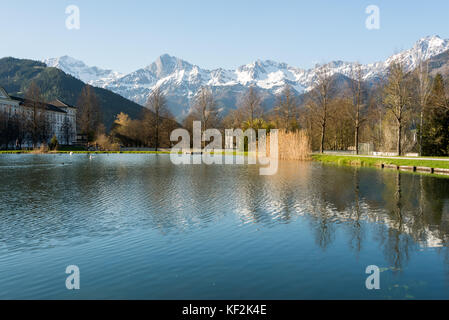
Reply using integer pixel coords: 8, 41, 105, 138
1, 0, 448, 73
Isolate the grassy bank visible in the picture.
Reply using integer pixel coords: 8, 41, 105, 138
0, 150, 174, 154
0, 150, 31, 154
312, 154, 449, 170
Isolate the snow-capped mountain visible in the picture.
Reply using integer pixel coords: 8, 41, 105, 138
104, 56, 309, 117
44, 35, 449, 119
43, 56, 123, 87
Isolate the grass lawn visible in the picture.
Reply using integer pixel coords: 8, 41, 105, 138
312, 154, 449, 170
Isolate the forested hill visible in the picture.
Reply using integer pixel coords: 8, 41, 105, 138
0, 57, 145, 130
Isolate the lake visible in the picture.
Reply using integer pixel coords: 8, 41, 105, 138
0, 154, 448, 299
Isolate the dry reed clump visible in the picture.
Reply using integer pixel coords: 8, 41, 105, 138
31, 144, 48, 154
94, 134, 120, 151
267, 130, 311, 160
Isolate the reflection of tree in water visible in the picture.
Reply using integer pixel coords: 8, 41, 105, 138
134, 160, 449, 266
312, 210, 335, 250
302, 166, 449, 270
347, 169, 364, 255
383, 229, 414, 271
307, 173, 339, 250
385, 173, 448, 230
371, 171, 449, 270
385, 172, 413, 270
3, 157, 449, 274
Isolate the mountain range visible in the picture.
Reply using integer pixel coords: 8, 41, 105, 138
43, 35, 449, 120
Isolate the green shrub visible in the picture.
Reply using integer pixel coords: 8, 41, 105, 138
49, 135, 59, 151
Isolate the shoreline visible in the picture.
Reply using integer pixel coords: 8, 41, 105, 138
0, 150, 249, 156
3, 151, 448, 177
312, 154, 449, 176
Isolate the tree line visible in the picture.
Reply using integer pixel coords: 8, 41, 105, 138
113, 85, 302, 150
302, 62, 449, 156
4, 60, 448, 156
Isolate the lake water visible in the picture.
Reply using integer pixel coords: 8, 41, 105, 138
0, 154, 449, 299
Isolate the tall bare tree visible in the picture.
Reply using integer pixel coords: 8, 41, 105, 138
349, 63, 366, 154
61, 116, 73, 145
0, 109, 8, 148
77, 85, 101, 142
383, 63, 412, 156
145, 87, 171, 151
309, 65, 334, 153
237, 86, 263, 128
25, 81, 48, 148
190, 87, 220, 132
275, 85, 299, 131
222, 108, 244, 129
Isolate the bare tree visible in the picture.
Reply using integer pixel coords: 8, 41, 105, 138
237, 86, 263, 128
383, 63, 412, 156
222, 108, 244, 129
145, 87, 171, 151
61, 116, 73, 145
0, 109, 7, 149
190, 87, 220, 132
349, 63, 366, 154
275, 85, 299, 131
309, 65, 334, 153
365, 85, 385, 151
15, 110, 28, 149
77, 85, 101, 143
25, 81, 48, 148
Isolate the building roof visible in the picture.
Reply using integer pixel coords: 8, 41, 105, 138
0, 87, 10, 99
0, 86, 76, 114
49, 99, 76, 109
10, 96, 68, 114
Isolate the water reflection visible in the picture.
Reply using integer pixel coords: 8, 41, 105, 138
0, 155, 449, 273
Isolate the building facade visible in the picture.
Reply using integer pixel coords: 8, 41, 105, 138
0, 87, 77, 148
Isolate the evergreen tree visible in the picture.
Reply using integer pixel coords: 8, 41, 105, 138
421, 74, 449, 156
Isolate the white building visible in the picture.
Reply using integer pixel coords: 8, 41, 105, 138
0, 87, 77, 148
